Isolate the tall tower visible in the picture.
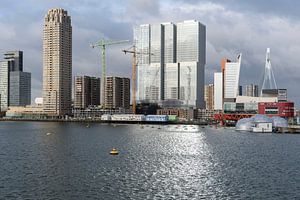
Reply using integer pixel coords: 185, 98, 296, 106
260, 48, 277, 96
42, 8, 72, 116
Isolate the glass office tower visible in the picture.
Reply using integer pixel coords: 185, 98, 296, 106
134, 20, 206, 108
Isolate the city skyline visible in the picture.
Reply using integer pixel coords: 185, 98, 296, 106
0, 1, 299, 107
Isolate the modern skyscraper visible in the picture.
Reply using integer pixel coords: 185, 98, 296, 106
9, 71, 31, 106
246, 84, 259, 97
0, 61, 9, 111
205, 84, 214, 110
42, 8, 72, 116
104, 76, 130, 109
0, 50, 31, 110
4, 51, 23, 71
134, 20, 206, 108
224, 54, 242, 101
74, 76, 100, 109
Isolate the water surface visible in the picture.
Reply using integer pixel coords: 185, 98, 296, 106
0, 122, 299, 199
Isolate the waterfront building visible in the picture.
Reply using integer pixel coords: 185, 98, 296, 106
104, 76, 130, 109
0, 51, 31, 111
9, 71, 31, 106
214, 72, 223, 110
135, 20, 206, 108
204, 84, 214, 110
224, 54, 242, 101
246, 84, 259, 97
0, 61, 9, 111
74, 76, 100, 109
42, 8, 72, 116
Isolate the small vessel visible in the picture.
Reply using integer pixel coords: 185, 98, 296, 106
110, 148, 119, 155
46, 132, 52, 136
86, 124, 90, 128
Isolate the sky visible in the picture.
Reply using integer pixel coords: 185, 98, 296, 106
0, 0, 299, 107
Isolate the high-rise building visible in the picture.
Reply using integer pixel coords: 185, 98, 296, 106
42, 8, 72, 116
0, 61, 9, 111
134, 20, 206, 108
9, 71, 31, 106
246, 84, 259, 97
4, 51, 23, 71
104, 76, 130, 109
74, 76, 100, 109
224, 54, 242, 101
0, 51, 31, 111
205, 84, 214, 110
214, 73, 223, 110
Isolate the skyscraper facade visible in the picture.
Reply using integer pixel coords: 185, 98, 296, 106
0, 51, 31, 110
224, 54, 242, 100
42, 8, 72, 116
0, 61, 9, 111
104, 76, 130, 109
9, 71, 31, 106
74, 76, 100, 109
4, 51, 23, 71
134, 20, 206, 108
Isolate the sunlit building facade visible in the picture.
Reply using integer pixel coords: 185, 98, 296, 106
42, 8, 72, 116
134, 20, 206, 108
224, 54, 242, 100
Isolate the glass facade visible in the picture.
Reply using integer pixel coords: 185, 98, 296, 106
137, 63, 161, 103
134, 24, 150, 65
163, 23, 176, 63
134, 20, 206, 108
176, 20, 206, 63
179, 62, 198, 107
164, 63, 179, 100
150, 24, 163, 63
9, 71, 31, 106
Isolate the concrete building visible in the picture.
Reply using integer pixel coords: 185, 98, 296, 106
135, 20, 206, 108
104, 76, 130, 109
74, 76, 100, 109
205, 84, 214, 110
0, 61, 9, 111
214, 72, 223, 110
246, 84, 259, 97
9, 71, 31, 106
42, 8, 72, 116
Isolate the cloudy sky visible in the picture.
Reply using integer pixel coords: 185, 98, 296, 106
0, 0, 299, 107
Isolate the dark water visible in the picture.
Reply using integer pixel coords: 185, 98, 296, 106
0, 122, 300, 199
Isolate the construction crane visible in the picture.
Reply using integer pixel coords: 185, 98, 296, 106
91, 38, 129, 107
122, 45, 153, 114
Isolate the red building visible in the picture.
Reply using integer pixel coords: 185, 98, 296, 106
258, 102, 294, 118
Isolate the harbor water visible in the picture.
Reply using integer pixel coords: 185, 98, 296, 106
0, 121, 300, 199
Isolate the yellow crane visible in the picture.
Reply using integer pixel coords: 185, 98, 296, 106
91, 38, 129, 107
122, 45, 153, 114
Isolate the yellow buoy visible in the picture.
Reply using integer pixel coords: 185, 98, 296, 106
110, 148, 119, 155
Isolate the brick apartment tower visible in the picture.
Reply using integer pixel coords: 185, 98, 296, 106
42, 8, 72, 116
